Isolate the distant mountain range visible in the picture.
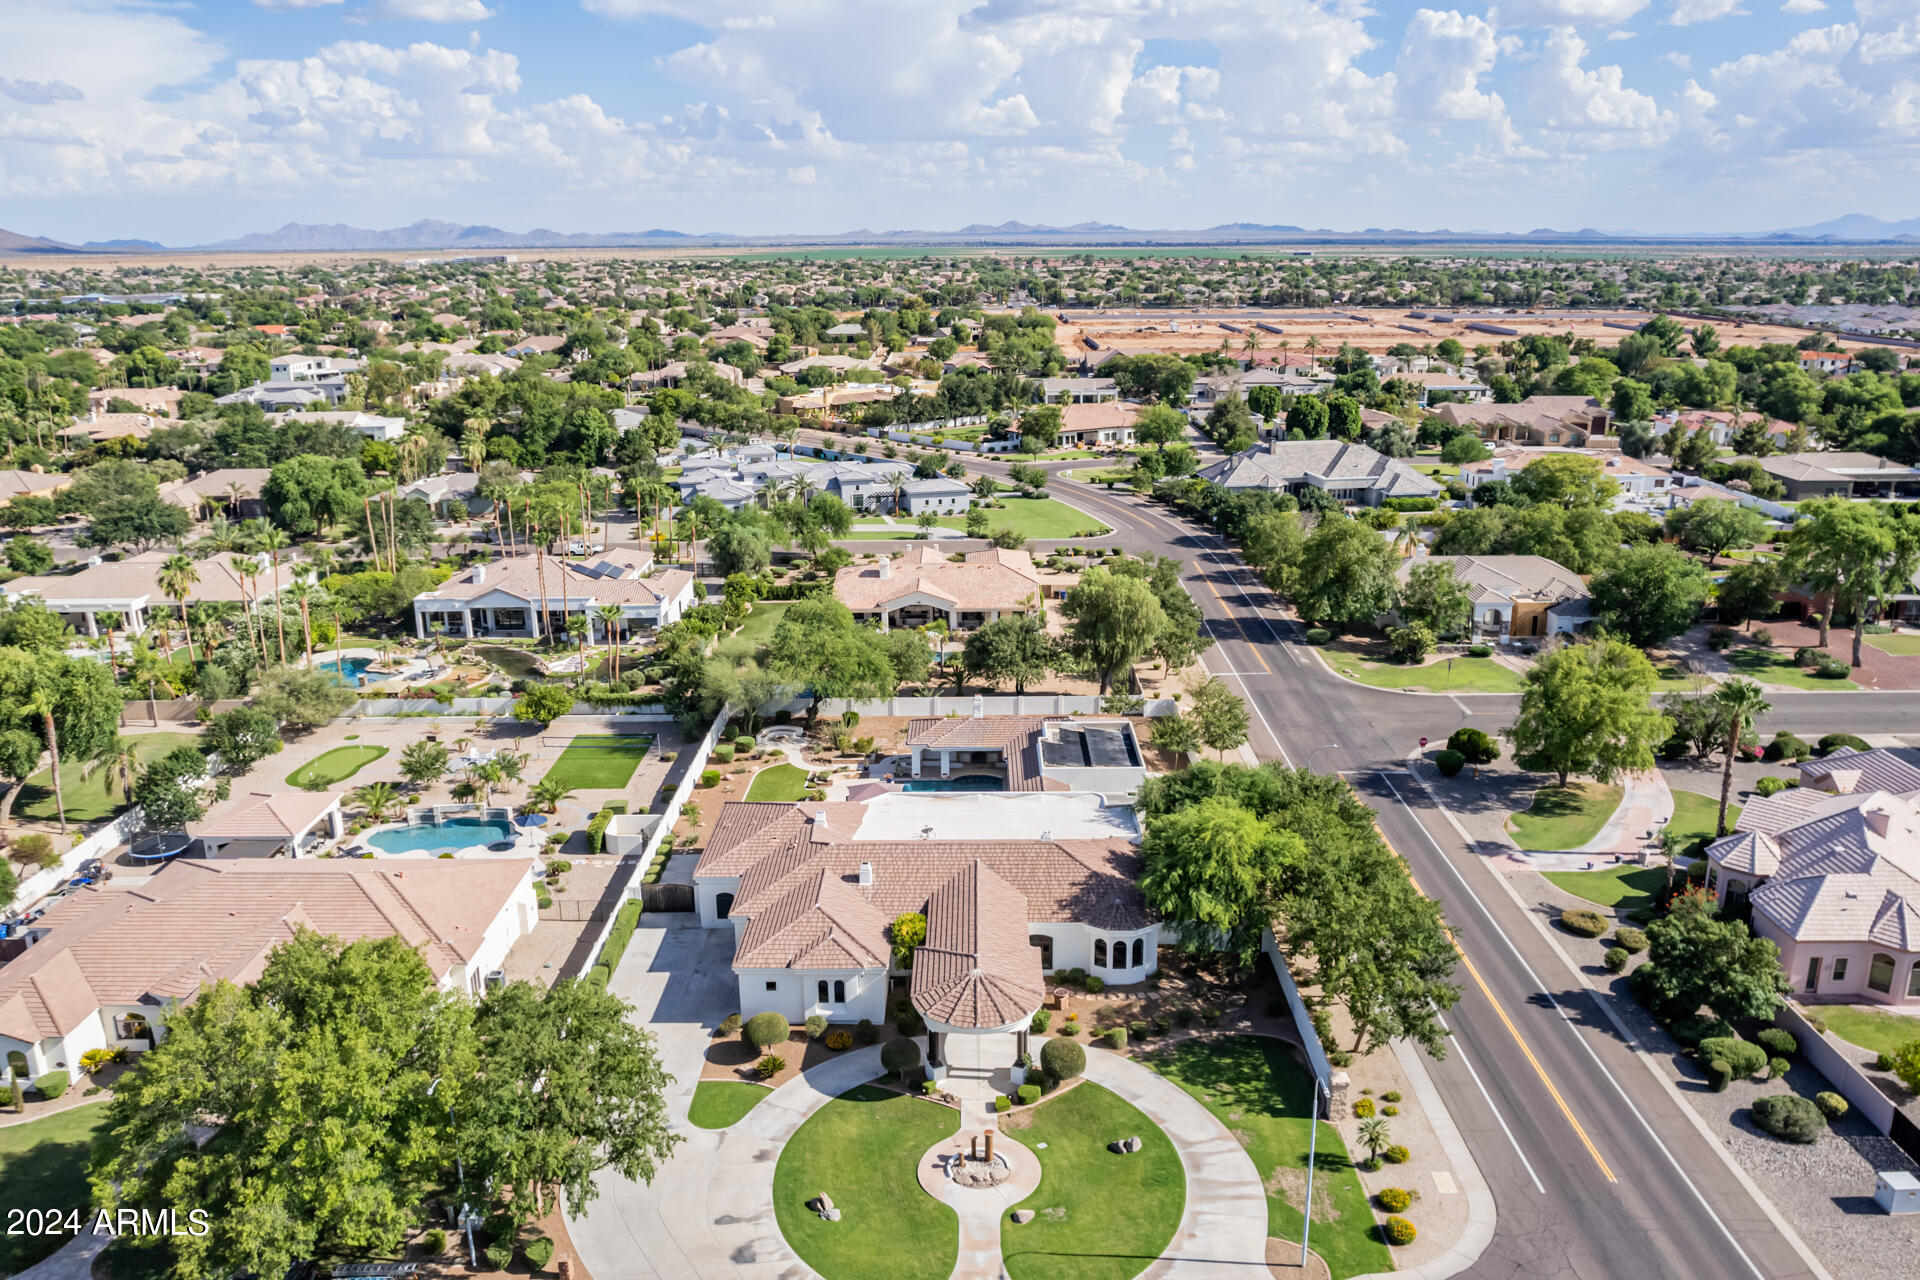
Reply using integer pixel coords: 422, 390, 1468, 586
3, 214, 1918, 254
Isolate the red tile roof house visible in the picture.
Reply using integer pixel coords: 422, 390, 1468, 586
410, 548, 694, 642
0, 858, 538, 1087
693, 793, 1157, 1080
834, 546, 1043, 633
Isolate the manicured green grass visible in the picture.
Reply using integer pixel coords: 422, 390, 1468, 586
1670, 790, 1739, 850
1001, 1081, 1185, 1280
1411, 462, 1461, 480
285, 744, 389, 788
1820, 1005, 1920, 1057
19, 732, 198, 824
960, 497, 1109, 537
543, 735, 654, 790
1867, 632, 1920, 656
1145, 1037, 1389, 1280
732, 600, 794, 651
745, 763, 809, 802
1651, 662, 1706, 692
1725, 648, 1859, 691
1508, 781, 1624, 851
0, 1102, 110, 1272
1321, 649, 1525, 693
1543, 864, 1668, 912
772, 1085, 960, 1280
689, 1081, 771, 1130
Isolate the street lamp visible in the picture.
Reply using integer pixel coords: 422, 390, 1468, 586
1305, 743, 1341, 773
428, 1077, 478, 1269
1301, 1074, 1331, 1268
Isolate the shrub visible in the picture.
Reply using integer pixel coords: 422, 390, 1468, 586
1815, 658, 1851, 680
1613, 926, 1648, 954
1434, 749, 1466, 777
1057, 1021, 1078, 1036
1559, 909, 1608, 938
1153, 1013, 1172, 1036
713, 745, 735, 765
1706, 626, 1736, 651
700, 769, 721, 788
1672, 1013, 1735, 1047
1769, 1056, 1792, 1079
995, 1094, 1014, 1112
1603, 947, 1629, 972
1017, 1083, 1041, 1106
1755, 776, 1794, 797
734, 735, 757, 752
1752, 627, 1774, 646
824, 1029, 852, 1051
1764, 732, 1811, 762
1467, 643, 1493, 658
855, 1018, 878, 1046
1377, 1187, 1413, 1213
1084, 975, 1106, 994
719, 1013, 742, 1037
1447, 726, 1501, 764
1102, 1027, 1127, 1050
524, 1237, 556, 1270
1815, 1091, 1849, 1121
803, 1014, 828, 1040
1303, 628, 1332, 645
1353, 1097, 1376, 1118
1030, 1008, 1052, 1033
881, 1037, 922, 1077
893, 1004, 926, 1037
1699, 1037, 1768, 1079
79, 1048, 121, 1074
1174, 1006, 1195, 1026
34, 1071, 68, 1100
1129, 1020, 1150, 1042
1200, 1005, 1222, 1026
1752, 1093, 1823, 1143
14, 833, 54, 867
1817, 732, 1869, 757
422, 1229, 447, 1255
1382, 1144, 1410, 1164
1792, 646, 1824, 669
755, 1054, 786, 1080
745, 1012, 791, 1050
1383, 1105, 1399, 1116
484, 1241, 513, 1271
1383, 1217, 1417, 1246
1041, 1036, 1086, 1085
1757, 1027, 1798, 1057
1706, 1059, 1732, 1092
1382, 1090, 1402, 1103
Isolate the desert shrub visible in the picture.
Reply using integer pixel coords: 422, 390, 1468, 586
525, 1237, 555, 1270
1706, 625, 1737, 651
995, 1094, 1014, 1112
745, 1012, 791, 1050
1383, 1217, 1417, 1246
1792, 647, 1824, 669
1153, 1013, 1172, 1035
79, 1048, 120, 1074
1815, 1091, 1849, 1121
1755, 776, 1794, 797
1613, 926, 1648, 954
719, 1013, 741, 1037
1699, 1036, 1767, 1079
1706, 1058, 1732, 1092
824, 1029, 852, 1051
1559, 908, 1608, 938
881, 1037, 922, 1077
734, 735, 756, 752
422, 1229, 447, 1255
1764, 732, 1811, 762
1752, 627, 1774, 646
1817, 732, 1869, 757
1769, 1056, 1792, 1080
34, 1070, 68, 1099
1751, 1093, 1823, 1143
1434, 749, 1466, 777
1815, 658, 1851, 679
484, 1242, 513, 1271
1383, 1105, 1399, 1116
855, 1018, 878, 1046
1085, 975, 1106, 994
1102, 1027, 1127, 1049
714, 745, 735, 764
1129, 1020, 1150, 1041
754, 1054, 785, 1080
1604, 947, 1629, 973
1303, 628, 1332, 645
804, 1014, 828, 1040
1376, 1187, 1413, 1213
1353, 1097, 1375, 1118
1057, 1020, 1077, 1036
1757, 1027, 1798, 1057
1382, 1090, 1402, 1103
1041, 1036, 1086, 1085
1030, 1008, 1052, 1033
1447, 726, 1501, 764
1017, 1083, 1041, 1106
1382, 1144, 1409, 1164
700, 769, 721, 788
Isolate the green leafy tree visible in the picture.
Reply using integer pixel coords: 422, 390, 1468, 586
515, 683, 576, 729
1510, 453, 1620, 508
1397, 561, 1471, 637
203, 707, 282, 770
961, 615, 1052, 694
252, 664, 357, 729
1590, 543, 1711, 648
1186, 676, 1250, 760
399, 741, 452, 789
1132, 403, 1186, 449
131, 744, 209, 829
263, 455, 370, 535
82, 492, 190, 552
1504, 639, 1671, 786
4, 536, 52, 575
1715, 560, 1779, 629
1140, 796, 1300, 967
1638, 889, 1789, 1023
1782, 499, 1920, 667
767, 595, 897, 724
1664, 498, 1771, 565
1059, 566, 1166, 694
1293, 518, 1398, 628
1242, 509, 1306, 595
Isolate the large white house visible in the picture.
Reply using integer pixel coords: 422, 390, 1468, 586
2, 549, 306, 640
834, 546, 1043, 632
410, 548, 694, 642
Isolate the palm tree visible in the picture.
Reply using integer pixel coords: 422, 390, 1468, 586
1711, 678, 1771, 836
565, 612, 590, 671
461, 417, 489, 473
1304, 334, 1321, 370
158, 553, 200, 663
232, 560, 264, 665
199, 515, 238, 556
20, 688, 67, 837
356, 781, 401, 823
1356, 1116, 1391, 1168
529, 777, 574, 813
888, 471, 909, 515
83, 737, 143, 804
286, 581, 317, 667
129, 639, 177, 710
248, 525, 292, 665
595, 604, 624, 679
96, 610, 124, 682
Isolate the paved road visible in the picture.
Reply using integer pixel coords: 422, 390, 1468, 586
831, 428, 1832, 1280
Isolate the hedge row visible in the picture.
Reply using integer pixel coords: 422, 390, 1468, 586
587, 900, 643, 989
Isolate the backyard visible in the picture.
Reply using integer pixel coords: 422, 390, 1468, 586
20, 732, 198, 824
285, 744, 389, 788
1144, 1037, 1390, 1280
0, 1102, 110, 1272
1320, 649, 1525, 694
1508, 781, 1623, 851
1000, 1081, 1185, 1280
745, 763, 809, 802
772, 1084, 960, 1280
1818, 1005, 1920, 1057
732, 599, 795, 652
542, 734, 655, 790
688, 1081, 770, 1130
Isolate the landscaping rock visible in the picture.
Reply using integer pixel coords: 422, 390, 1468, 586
1011, 1210, 1035, 1225
1108, 1140, 1127, 1154
807, 1194, 836, 1215
821, 1208, 842, 1222
1124, 1136, 1142, 1153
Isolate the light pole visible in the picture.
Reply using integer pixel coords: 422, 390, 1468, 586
1301, 1074, 1331, 1268
1305, 743, 1341, 774
428, 1077, 477, 1269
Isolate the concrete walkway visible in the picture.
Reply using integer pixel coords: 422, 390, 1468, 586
1504, 770, 1674, 871
917, 1098, 1042, 1280
13, 1228, 114, 1280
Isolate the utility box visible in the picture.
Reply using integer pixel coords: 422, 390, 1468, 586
1875, 1170, 1920, 1215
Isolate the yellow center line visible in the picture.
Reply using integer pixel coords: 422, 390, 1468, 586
1199, 573, 1275, 675
1405, 868, 1618, 1183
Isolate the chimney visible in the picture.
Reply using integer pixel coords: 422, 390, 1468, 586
472, 564, 486, 585
1268, 438, 1284, 456
972, 693, 984, 719
858, 861, 873, 888
1865, 806, 1892, 837
877, 556, 892, 580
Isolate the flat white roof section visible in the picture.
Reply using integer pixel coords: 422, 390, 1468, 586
849, 792, 1140, 843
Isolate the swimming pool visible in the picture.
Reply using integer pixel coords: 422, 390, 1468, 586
365, 818, 517, 854
900, 775, 1004, 792
319, 656, 381, 684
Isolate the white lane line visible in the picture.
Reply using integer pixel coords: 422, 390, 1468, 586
1452, 695, 1475, 716
1435, 1009, 1546, 1196
1377, 770, 1771, 1280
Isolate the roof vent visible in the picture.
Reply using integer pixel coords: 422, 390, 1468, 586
471, 564, 486, 585
858, 861, 873, 888
1865, 807, 1892, 837
877, 556, 891, 580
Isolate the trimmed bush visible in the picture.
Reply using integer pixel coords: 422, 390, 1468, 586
1769, 1056, 1792, 1080
995, 1094, 1014, 1112
1434, 749, 1466, 777
525, 1237, 555, 1270
1383, 1105, 1399, 1116
734, 735, 757, 752
1129, 1020, 1150, 1042
1815, 658, 1851, 680
1754, 776, 1794, 797
719, 1013, 742, 1037
855, 1018, 878, 1046
1381, 1090, 1402, 1103
713, 745, 735, 765
700, 769, 721, 788
484, 1241, 513, 1271
33, 1070, 68, 1100
422, 1229, 447, 1255
1303, 628, 1332, 645
1791, 647, 1824, 669
1017, 1083, 1041, 1106
1752, 1093, 1824, 1143
1057, 1021, 1078, 1036
1672, 1013, 1735, 1048
1376, 1187, 1413, 1213
1383, 1217, 1417, 1247
1764, 732, 1811, 762
1353, 1097, 1376, 1118
1604, 947, 1630, 972
1447, 726, 1501, 764
804, 1014, 828, 1040
1706, 1058, 1732, 1092
1084, 975, 1106, 994
1382, 1144, 1410, 1164
1613, 926, 1648, 954
1559, 909, 1609, 938
1041, 1035, 1086, 1085
1817, 732, 1870, 757
824, 1029, 852, 1051
1200, 1005, 1222, 1026
745, 1011, 791, 1051
1700, 1036, 1768, 1079
1757, 1027, 1798, 1057
1467, 643, 1493, 658
1102, 1027, 1127, 1049
1030, 1009, 1052, 1033
881, 1037, 922, 1077
1815, 1091, 1849, 1121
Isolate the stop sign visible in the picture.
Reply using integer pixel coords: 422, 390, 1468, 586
1419, 737, 1429, 748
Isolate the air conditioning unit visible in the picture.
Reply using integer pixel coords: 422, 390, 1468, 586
485, 970, 506, 990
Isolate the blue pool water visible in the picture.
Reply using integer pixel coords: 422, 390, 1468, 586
319, 656, 380, 683
365, 818, 517, 854
900, 775, 1003, 792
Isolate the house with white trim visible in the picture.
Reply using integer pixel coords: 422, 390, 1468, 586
410, 548, 694, 642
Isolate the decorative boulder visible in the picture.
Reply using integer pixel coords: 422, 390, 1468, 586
1011, 1210, 1036, 1225
1108, 1140, 1127, 1154
1123, 1136, 1143, 1153
808, 1194, 836, 1216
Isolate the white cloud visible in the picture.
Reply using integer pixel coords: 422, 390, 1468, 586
1660, 51, 1692, 67
1667, 0, 1746, 25
253, 0, 344, 9
353, 0, 497, 20
1491, 0, 1649, 25
0, 78, 85, 104
1394, 9, 1519, 150
1781, 0, 1827, 10
1524, 27, 1671, 146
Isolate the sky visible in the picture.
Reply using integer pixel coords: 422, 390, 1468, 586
0, 0, 1915, 245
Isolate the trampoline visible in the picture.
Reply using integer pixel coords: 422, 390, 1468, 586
128, 831, 192, 862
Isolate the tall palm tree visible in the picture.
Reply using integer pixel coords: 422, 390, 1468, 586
248, 525, 292, 665
96, 610, 124, 682
232, 560, 264, 665
529, 777, 574, 813
888, 471, 909, 515
158, 553, 200, 663
286, 581, 317, 667
595, 604, 624, 679
20, 688, 67, 837
1711, 678, 1771, 837
461, 417, 489, 473
129, 639, 177, 710
565, 612, 590, 671
84, 737, 143, 805
1304, 334, 1320, 370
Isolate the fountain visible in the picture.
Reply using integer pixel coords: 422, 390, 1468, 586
945, 1129, 1014, 1189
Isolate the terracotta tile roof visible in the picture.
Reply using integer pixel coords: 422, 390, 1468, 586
906, 715, 1060, 750
834, 546, 1041, 614
910, 861, 1046, 1029
734, 869, 893, 970
191, 791, 342, 841
416, 550, 691, 611
6, 550, 300, 609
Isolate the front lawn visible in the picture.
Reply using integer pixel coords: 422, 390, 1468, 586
284, 744, 389, 788
1508, 781, 1624, 851
1543, 864, 1667, 913
19, 732, 198, 824
1145, 1037, 1389, 1280
1867, 632, 1920, 656
0, 1102, 110, 1272
1670, 789, 1739, 852
947, 497, 1110, 538
1001, 1081, 1184, 1280
1725, 648, 1859, 691
731, 600, 793, 652
1819, 1005, 1920, 1057
745, 763, 809, 802
689, 1081, 770, 1130
772, 1085, 959, 1280
543, 735, 654, 790
1321, 649, 1525, 693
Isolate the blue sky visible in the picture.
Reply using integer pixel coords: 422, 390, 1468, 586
0, 0, 1913, 244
